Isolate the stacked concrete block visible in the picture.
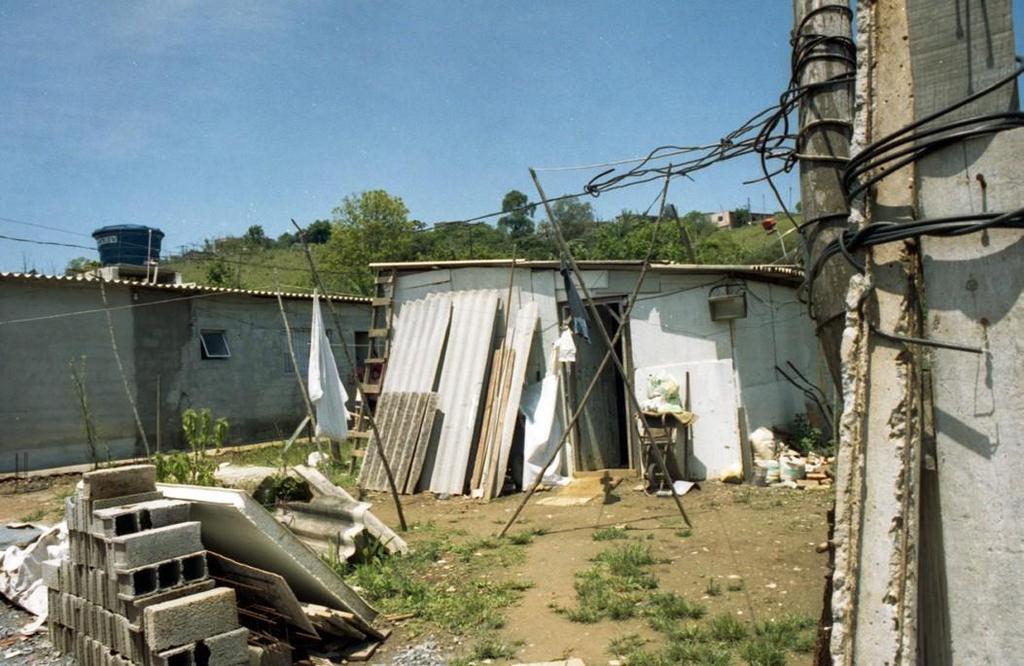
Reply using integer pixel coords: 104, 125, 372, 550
45, 465, 249, 666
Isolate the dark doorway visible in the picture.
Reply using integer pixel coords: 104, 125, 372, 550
565, 301, 630, 470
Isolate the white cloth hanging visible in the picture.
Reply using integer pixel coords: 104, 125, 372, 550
308, 293, 349, 441
519, 374, 570, 488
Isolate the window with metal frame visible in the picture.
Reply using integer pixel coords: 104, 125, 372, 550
200, 330, 231, 359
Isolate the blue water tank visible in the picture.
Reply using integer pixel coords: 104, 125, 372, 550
92, 225, 164, 266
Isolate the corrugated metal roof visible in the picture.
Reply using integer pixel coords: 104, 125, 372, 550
426, 290, 500, 495
368, 259, 804, 282
0, 271, 370, 303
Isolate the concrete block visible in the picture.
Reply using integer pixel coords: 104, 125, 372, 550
92, 499, 192, 538
143, 587, 239, 652
116, 552, 208, 601
41, 559, 61, 590
120, 579, 216, 629
109, 522, 203, 570
202, 626, 249, 665
81, 465, 157, 501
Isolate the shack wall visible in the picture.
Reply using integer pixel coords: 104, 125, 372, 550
0, 281, 139, 469
390, 266, 822, 480
0, 279, 369, 471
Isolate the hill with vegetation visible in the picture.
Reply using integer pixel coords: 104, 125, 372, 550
146, 190, 801, 296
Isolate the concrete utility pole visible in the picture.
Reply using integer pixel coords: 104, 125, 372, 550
793, 0, 856, 389
830, 1, 1023, 665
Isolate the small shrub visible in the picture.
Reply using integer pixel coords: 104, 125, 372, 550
593, 526, 631, 541
643, 592, 707, 629
608, 633, 647, 657
708, 613, 748, 643
740, 638, 788, 666
665, 640, 732, 666
705, 577, 722, 596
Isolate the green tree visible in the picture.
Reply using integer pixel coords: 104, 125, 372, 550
65, 257, 100, 275
305, 219, 332, 244
547, 198, 595, 242
275, 231, 296, 248
244, 225, 270, 248
205, 255, 232, 286
497, 190, 535, 238
321, 190, 421, 294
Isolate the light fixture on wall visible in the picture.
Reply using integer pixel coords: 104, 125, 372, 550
708, 283, 748, 321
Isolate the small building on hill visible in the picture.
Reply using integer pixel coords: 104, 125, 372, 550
363, 259, 828, 491
0, 272, 370, 472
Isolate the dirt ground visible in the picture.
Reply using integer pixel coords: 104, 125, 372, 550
364, 480, 831, 665
0, 470, 831, 665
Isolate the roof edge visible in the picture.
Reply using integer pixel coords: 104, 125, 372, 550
0, 272, 370, 304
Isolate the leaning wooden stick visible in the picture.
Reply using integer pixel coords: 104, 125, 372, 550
500, 168, 691, 537
291, 220, 408, 532
530, 168, 691, 528
274, 272, 322, 461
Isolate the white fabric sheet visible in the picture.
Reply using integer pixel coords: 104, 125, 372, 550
519, 374, 570, 488
308, 294, 349, 441
555, 329, 577, 363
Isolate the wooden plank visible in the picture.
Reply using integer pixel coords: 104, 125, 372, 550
370, 297, 393, 307
368, 328, 389, 338
483, 347, 517, 500
470, 349, 502, 491
485, 302, 538, 500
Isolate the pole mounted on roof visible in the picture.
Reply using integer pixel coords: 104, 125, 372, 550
290, 219, 408, 532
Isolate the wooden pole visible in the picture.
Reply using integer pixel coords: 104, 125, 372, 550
274, 272, 321, 458
99, 281, 151, 458
500, 169, 690, 537
290, 220, 408, 532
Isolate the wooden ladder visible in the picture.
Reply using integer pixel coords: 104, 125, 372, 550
348, 268, 396, 473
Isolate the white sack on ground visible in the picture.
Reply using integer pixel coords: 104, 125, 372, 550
308, 293, 349, 441
0, 522, 67, 633
520, 374, 570, 488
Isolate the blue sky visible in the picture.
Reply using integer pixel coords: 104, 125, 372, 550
1, 1, 1021, 272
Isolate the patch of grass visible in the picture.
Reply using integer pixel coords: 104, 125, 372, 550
642, 591, 707, 631
733, 488, 753, 504
664, 639, 733, 666
707, 614, 748, 643
675, 528, 693, 538
451, 634, 523, 664
593, 526, 632, 541
18, 508, 46, 523
740, 638, 788, 666
339, 529, 532, 636
608, 633, 647, 657
506, 527, 549, 545
557, 543, 659, 623
753, 613, 817, 653
595, 541, 656, 574
705, 577, 722, 596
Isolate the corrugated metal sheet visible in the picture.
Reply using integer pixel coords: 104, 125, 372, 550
0, 271, 369, 303
381, 292, 452, 392
275, 497, 370, 561
426, 290, 500, 495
